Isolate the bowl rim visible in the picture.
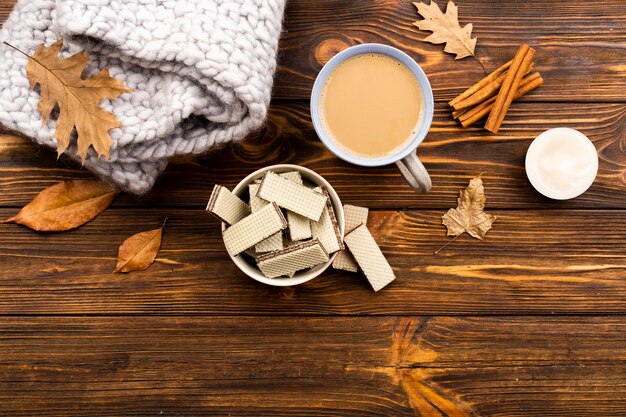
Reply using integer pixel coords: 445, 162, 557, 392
221, 164, 345, 286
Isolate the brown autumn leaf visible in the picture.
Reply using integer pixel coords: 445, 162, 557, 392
19, 40, 132, 160
436, 177, 496, 253
4, 180, 119, 231
413, 1, 477, 60
114, 221, 166, 273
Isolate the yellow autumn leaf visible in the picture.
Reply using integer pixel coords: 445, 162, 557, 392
24, 40, 132, 160
443, 176, 496, 239
413, 1, 477, 60
114, 221, 166, 273
4, 180, 118, 232
436, 177, 496, 254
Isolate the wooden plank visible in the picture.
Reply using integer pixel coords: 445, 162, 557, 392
0, 1, 13, 18
1, 102, 624, 209
276, 0, 626, 101
1, 316, 625, 416
1, 0, 625, 103
1, 208, 624, 315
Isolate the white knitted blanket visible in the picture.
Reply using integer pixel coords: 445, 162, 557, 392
0, 0, 286, 194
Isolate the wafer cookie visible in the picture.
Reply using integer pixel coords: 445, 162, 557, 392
344, 224, 395, 292
249, 183, 267, 212
279, 172, 312, 241
252, 171, 302, 186
206, 185, 251, 225
252, 179, 295, 252
243, 247, 259, 259
258, 171, 327, 221
251, 172, 303, 208
222, 202, 288, 257
332, 204, 369, 272
311, 188, 343, 254
255, 231, 284, 253
248, 183, 283, 252
250, 173, 305, 209
257, 239, 329, 278
280, 171, 303, 184
288, 213, 312, 241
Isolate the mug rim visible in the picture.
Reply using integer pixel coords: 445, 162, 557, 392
310, 43, 434, 167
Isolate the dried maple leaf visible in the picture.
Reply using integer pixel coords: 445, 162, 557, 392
19, 40, 132, 160
413, 1, 477, 60
4, 180, 118, 232
114, 220, 166, 273
436, 177, 496, 253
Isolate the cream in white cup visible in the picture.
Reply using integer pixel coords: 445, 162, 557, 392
525, 128, 598, 200
310, 43, 433, 193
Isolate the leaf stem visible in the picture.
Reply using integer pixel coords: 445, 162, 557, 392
4, 41, 63, 84
3, 41, 30, 58
473, 54, 487, 74
434, 233, 462, 255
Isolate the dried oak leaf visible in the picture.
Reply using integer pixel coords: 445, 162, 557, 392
413, 1, 477, 60
4, 180, 118, 231
442, 177, 496, 240
26, 40, 132, 160
114, 221, 166, 273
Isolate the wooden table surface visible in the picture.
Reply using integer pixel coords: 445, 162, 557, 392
1, 0, 626, 415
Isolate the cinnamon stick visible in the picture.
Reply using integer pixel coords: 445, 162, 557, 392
448, 59, 512, 108
451, 107, 465, 120
451, 72, 507, 112
451, 63, 534, 112
485, 44, 535, 133
451, 68, 538, 120
458, 72, 544, 128
455, 71, 543, 121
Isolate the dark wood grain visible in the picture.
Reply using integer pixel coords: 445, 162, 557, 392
1, 0, 626, 102
2, 102, 625, 209
0, 0, 13, 18
1, 0, 626, 414
276, 0, 626, 102
1, 316, 625, 416
1, 208, 624, 315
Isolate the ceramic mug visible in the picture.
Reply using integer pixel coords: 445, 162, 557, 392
310, 43, 434, 193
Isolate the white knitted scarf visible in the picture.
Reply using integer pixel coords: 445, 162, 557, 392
0, 0, 286, 194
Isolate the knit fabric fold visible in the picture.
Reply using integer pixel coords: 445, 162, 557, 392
0, 0, 286, 194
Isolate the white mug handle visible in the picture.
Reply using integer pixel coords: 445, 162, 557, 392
395, 150, 432, 193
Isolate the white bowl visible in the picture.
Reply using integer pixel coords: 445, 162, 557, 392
221, 164, 345, 286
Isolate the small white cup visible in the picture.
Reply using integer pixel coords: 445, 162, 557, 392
525, 128, 598, 200
310, 43, 434, 193
222, 164, 345, 286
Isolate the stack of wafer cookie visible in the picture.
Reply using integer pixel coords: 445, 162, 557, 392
207, 171, 343, 279
207, 172, 396, 291
331, 204, 396, 292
